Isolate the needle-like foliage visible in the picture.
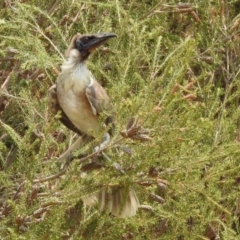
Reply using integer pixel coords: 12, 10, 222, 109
0, 0, 240, 239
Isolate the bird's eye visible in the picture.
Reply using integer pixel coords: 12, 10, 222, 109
82, 37, 89, 43
75, 36, 94, 51
75, 38, 85, 50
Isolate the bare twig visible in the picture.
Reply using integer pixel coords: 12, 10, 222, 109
0, 63, 20, 114
47, 0, 61, 15
0, 57, 16, 62
37, 0, 61, 26
141, 2, 200, 23
26, 22, 64, 59
140, 0, 166, 20
33, 166, 68, 184
33, 140, 110, 184
66, 11, 81, 35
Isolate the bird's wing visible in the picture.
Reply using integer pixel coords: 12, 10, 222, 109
48, 84, 83, 135
85, 79, 110, 115
85, 79, 115, 133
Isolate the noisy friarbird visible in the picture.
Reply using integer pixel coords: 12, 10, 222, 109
49, 33, 139, 218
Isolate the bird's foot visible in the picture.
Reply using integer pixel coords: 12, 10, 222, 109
58, 152, 73, 170
93, 132, 110, 153
67, 152, 74, 163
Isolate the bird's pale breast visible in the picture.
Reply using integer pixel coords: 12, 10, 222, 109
56, 66, 100, 136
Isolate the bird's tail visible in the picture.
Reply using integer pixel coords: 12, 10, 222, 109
83, 187, 140, 218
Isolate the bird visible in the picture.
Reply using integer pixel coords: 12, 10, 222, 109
49, 33, 140, 218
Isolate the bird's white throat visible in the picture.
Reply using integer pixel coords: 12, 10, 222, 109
60, 49, 93, 92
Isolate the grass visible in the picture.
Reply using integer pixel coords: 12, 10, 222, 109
0, 0, 240, 239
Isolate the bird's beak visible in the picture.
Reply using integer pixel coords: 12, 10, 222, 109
83, 33, 117, 52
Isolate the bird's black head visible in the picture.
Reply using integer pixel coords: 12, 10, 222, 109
74, 33, 117, 60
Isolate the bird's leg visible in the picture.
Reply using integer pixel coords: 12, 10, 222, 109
94, 132, 110, 153
94, 133, 125, 174
58, 135, 89, 164
100, 132, 111, 148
